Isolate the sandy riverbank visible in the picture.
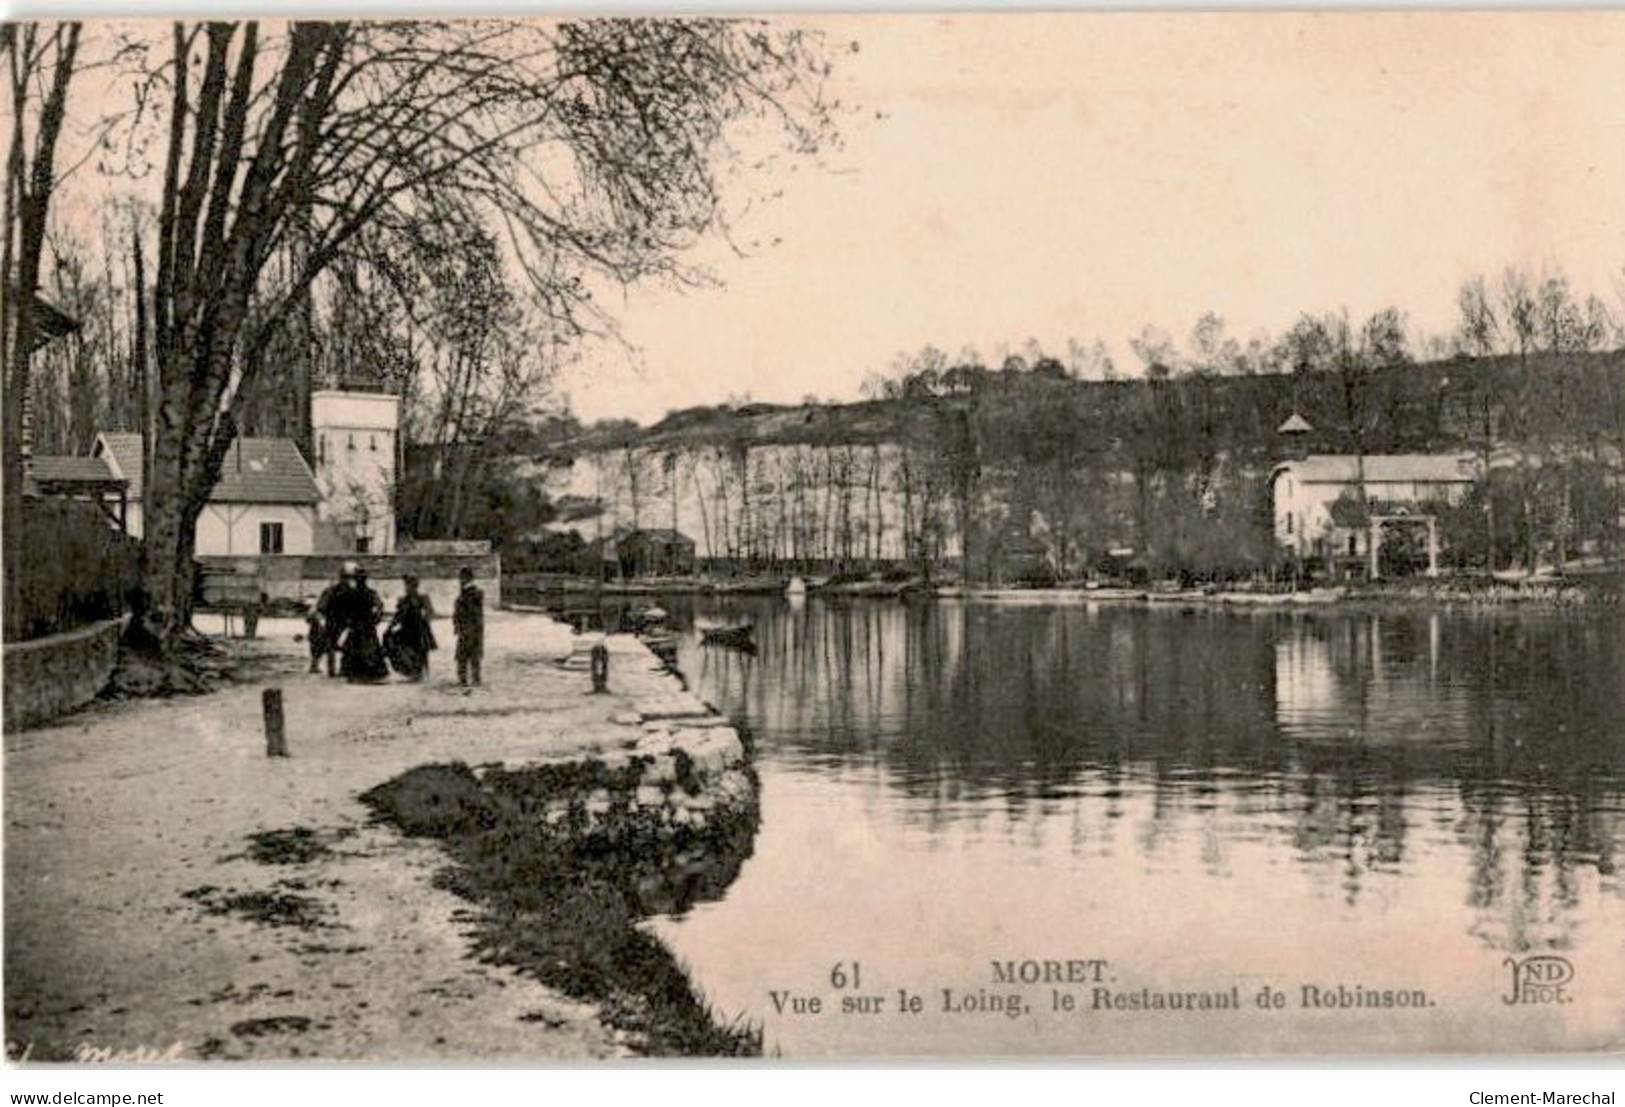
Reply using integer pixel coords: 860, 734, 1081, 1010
4, 611, 748, 1062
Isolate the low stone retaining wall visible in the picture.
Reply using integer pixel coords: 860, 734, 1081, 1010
2, 617, 123, 732
198, 552, 501, 612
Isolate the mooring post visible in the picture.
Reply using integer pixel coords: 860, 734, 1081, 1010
263, 687, 289, 757
590, 643, 610, 694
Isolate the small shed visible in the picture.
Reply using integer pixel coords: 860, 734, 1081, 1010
616, 528, 696, 577
23, 454, 130, 531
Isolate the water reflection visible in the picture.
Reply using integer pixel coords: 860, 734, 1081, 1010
674, 599, 1625, 923
555, 593, 1624, 1053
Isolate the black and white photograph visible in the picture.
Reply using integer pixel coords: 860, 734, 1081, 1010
2, 9, 1624, 1076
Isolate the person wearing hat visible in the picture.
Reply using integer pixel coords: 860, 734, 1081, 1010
384, 573, 437, 681
453, 566, 485, 688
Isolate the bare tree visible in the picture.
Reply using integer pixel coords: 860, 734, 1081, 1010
117, 18, 836, 642
1457, 275, 1499, 358
1457, 274, 1503, 570
3, 21, 83, 626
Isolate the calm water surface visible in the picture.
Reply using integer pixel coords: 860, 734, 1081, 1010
626, 596, 1624, 1056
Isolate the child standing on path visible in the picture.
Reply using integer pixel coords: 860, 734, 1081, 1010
453, 566, 485, 688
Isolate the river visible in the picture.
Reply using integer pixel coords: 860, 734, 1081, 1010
601, 595, 1623, 1056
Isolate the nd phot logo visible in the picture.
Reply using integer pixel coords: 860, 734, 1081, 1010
1502, 955, 1574, 1006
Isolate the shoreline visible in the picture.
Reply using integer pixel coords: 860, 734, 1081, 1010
507, 572, 1622, 611
4, 612, 758, 1061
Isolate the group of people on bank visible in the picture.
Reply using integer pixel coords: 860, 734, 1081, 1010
306, 564, 484, 687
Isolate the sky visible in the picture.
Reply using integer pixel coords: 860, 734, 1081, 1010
560, 11, 1625, 423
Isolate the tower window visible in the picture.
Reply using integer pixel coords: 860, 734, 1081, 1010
370, 434, 377, 451
347, 433, 355, 450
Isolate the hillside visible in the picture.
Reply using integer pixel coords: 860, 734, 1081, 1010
550, 350, 1625, 462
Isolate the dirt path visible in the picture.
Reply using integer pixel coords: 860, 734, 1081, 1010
4, 612, 692, 1062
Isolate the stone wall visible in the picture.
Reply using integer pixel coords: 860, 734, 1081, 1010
197, 552, 501, 613
466, 672, 757, 848
3, 617, 123, 731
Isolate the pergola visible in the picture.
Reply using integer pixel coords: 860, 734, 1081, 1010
1367, 508, 1440, 580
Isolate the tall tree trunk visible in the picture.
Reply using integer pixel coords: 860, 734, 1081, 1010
132, 222, 150, 565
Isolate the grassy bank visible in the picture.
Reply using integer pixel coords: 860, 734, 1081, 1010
1340, 573, 1623, 609
360, 760, 762, 1057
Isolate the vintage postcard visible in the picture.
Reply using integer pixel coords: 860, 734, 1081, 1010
2, 11, 1623, 1067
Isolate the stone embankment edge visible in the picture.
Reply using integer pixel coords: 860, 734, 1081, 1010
361, 631, 761, 1056
2, 617, 124, 732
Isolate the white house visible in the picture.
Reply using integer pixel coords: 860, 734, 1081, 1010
1271, 453, 1478, 569
311, 389, 399, 554
94, 432, 322, 555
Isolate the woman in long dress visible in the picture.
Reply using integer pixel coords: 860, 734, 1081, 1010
338, 569, 390, 683
384, 575, 437, 680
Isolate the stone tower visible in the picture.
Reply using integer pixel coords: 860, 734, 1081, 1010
310, 389, 399, 554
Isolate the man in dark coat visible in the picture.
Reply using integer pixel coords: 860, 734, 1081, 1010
453, 566, 484, 687
311, 569, 345, 676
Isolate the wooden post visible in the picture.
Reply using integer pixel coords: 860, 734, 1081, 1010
590, 643, 609, 694
1368, 519, 1381, 581
1426, 517, 1440, 578
263, 687, 288, 757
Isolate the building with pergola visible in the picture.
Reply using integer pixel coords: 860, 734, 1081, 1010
1270, 453, 1477, 577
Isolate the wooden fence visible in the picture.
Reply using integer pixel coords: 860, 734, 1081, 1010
3, 499, 141, 643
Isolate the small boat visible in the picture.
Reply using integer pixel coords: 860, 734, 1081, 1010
620, 605, 670, 634
641, 632, 681, 662
699, 622, 755, 649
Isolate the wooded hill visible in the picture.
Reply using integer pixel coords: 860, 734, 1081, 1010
559, 350, 1625, 464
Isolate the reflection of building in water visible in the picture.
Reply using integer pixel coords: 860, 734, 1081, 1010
1271, 612, 1625, 924
1273, 613, 1470, 747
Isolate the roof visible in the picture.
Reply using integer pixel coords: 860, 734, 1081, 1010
94, 432, 319, 505
1327, 497, 1440, 527
13, 292, 81, 352
1277, 412, 1314, 434
95, 433, 144, 498
29, 455, 122, 485
1275, 453, 1477, 485
210, 439, 321, 504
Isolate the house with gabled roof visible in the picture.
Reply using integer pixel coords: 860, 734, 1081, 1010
93, 432, 323, 555
1271, 453, 1478, 568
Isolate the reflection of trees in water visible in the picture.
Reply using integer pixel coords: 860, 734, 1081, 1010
1456, 784, 1620, 953
677, 597, 1625, 950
